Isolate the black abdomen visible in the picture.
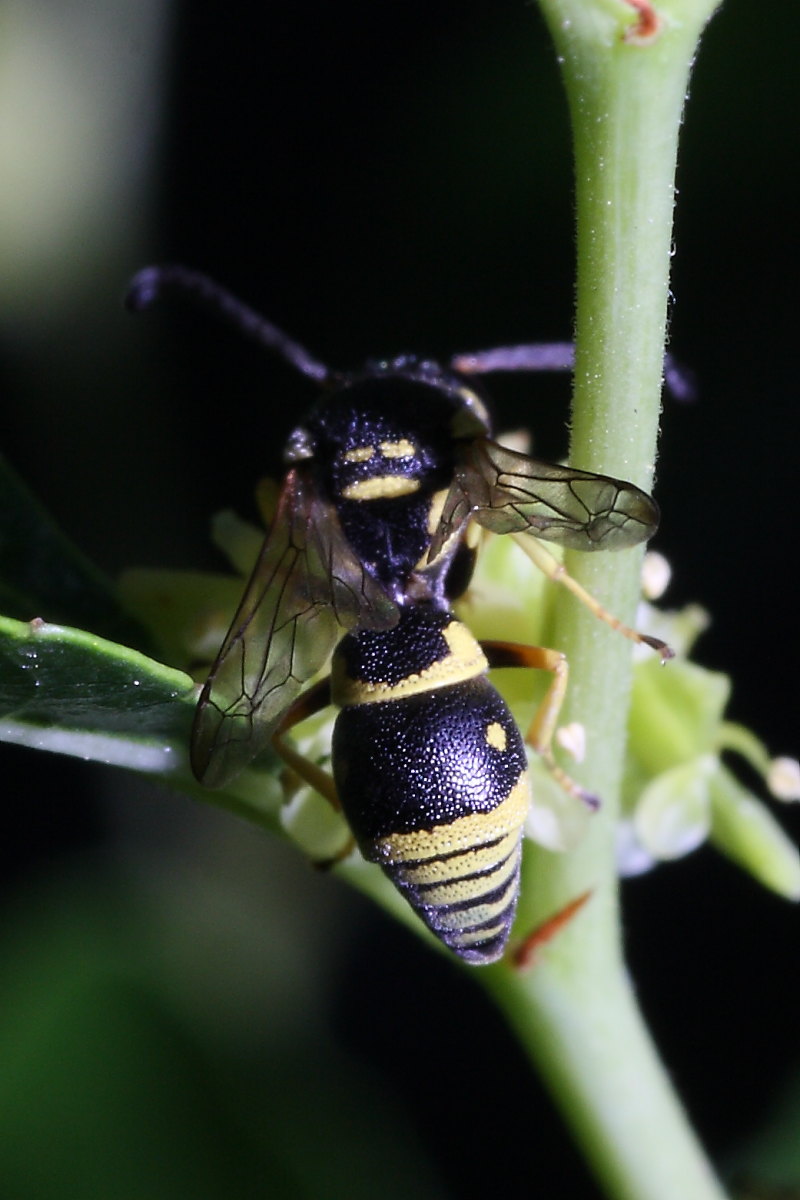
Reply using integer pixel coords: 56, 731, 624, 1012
332, 611, 529, 964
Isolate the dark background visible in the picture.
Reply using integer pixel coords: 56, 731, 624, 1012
1, 2, 798, 1196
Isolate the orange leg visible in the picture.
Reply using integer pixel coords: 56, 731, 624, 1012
512, 890, 593, 970
271, 678, 340, 808
485, 641, 599, 810
271, 679, 355, 863
512, 533, 673, 661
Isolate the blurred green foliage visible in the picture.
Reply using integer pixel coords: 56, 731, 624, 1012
0, 864, 445, 1200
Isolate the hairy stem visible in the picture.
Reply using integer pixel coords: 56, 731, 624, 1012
482, 4, 727, 1198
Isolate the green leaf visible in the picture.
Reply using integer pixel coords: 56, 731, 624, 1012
634, 755, 715, 860
0, 611, 288, 833
710, 766, 800, 901
0, 613, 194, 773
628, 657, 731, 775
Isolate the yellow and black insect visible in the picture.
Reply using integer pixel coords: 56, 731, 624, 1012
127, 265, 669, 966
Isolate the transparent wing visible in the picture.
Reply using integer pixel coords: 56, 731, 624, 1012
428, 438, 659, 561
191, 467, 398, 787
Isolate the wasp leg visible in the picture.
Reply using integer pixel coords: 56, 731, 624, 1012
511, 890, 593, 970
271, 677, 339, 809
271, 679, 356, 864
511, 533, 673, 660
484, 641, 598, 810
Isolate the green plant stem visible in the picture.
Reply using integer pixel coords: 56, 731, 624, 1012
488, 965, 724, 1200
483, 4, 727, 1199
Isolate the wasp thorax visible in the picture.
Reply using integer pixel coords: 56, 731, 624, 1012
289, 376, 466, 590
309, 377, 459, 497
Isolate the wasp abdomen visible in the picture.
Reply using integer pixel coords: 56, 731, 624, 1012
331, 608, 529, 964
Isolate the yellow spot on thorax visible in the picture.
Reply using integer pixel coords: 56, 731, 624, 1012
341, 475, 421, 500
379, 439, 416, 458
342, 445, 375, 463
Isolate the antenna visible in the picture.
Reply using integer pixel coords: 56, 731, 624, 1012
125, 264, 332, 384
451, 342, 694, 402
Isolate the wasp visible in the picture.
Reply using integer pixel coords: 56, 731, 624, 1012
127, 265, 670, 966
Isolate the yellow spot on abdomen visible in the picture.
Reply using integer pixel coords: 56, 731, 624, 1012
485, 721, 507, 752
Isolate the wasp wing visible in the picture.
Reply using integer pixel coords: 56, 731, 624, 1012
428, 438, 659, 561
191, 467, 398, 788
